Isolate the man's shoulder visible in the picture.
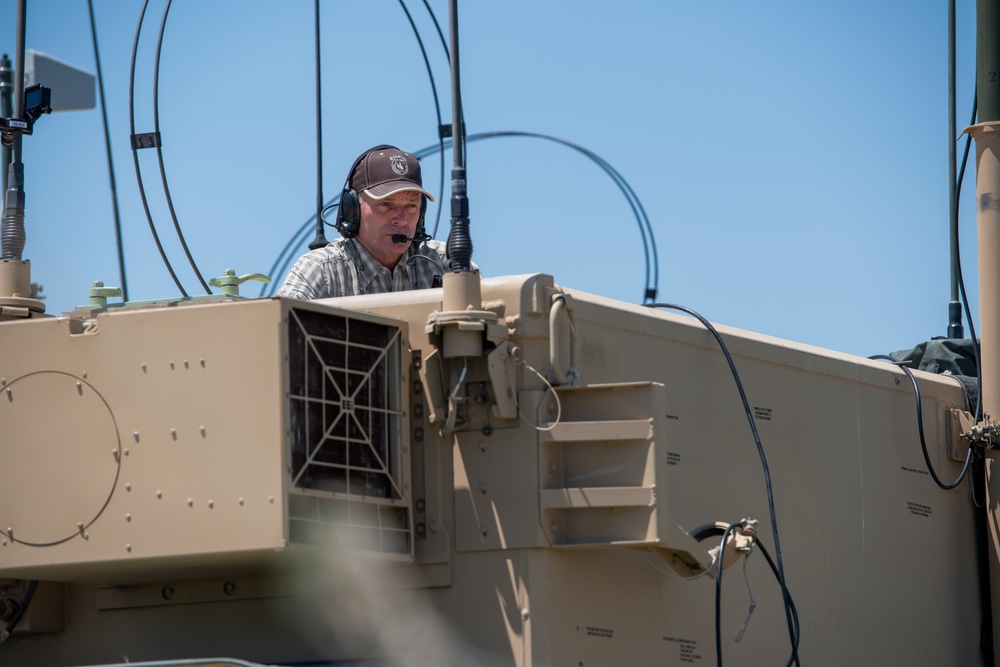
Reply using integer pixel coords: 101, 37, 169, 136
296, 238, 354, 264
276, 238, 358, 300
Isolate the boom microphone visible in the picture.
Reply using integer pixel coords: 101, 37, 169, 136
392, 232, 431, 243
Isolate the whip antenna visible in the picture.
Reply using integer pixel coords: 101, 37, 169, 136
445, 0, 472, 272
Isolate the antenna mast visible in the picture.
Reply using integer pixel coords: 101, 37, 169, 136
429, 0, 499, 362
948, 0, 964, 339
308, 0, 328, 250
445, 0, 472, 273
0, 0, 45, 320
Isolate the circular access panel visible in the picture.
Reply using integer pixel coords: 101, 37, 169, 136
0, 371, 121, 546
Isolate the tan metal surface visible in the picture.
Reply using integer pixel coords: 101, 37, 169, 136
0, 299, 287, 583
0, 273, 980, 665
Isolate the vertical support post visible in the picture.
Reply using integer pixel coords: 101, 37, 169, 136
972, 122, 1000, 411
972, 118, 1000, 666
974, 1, 1000, 661
972, 124, 1000, 417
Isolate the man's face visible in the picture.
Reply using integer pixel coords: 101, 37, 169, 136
356, 190, 422, 268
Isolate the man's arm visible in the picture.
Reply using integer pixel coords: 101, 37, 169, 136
277, 253, 324, 300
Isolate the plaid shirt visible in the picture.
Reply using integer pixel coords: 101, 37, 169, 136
277, 238, 449, 300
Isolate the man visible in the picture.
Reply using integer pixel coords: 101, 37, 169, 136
278, 145, 448, 299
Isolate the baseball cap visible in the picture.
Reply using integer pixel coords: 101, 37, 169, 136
350, 147, 434, 201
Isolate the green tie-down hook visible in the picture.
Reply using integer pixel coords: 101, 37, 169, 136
208, 269, 271, 297
88, 281, 122, 307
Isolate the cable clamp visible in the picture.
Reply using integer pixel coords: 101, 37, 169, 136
734, 517, 758, 554
130, 131, 161, 150
708, 517, 758, 573
961, 412, 1000, 449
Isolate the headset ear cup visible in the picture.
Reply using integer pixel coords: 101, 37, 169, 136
337, 188, 361, 238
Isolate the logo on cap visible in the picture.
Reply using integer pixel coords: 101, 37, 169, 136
390, 154, 409, 176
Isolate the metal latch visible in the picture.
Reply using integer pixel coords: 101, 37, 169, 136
209, 269, 271, 297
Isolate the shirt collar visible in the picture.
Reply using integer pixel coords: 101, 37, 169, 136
347, 238, 415, 292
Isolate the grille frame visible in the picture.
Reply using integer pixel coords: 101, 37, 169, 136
283, 302, 412, 558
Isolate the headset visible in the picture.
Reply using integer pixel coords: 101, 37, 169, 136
335, 144, 429, 240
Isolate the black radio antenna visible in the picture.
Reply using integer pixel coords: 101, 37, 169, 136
308, 0, 328, 250
445, 0, 472, 272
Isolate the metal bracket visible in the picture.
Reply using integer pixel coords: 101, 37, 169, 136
487, 340, 517, 420
948, 408, 975, 460
958, 411, 1000, 451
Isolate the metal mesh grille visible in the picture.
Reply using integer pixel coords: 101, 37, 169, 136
287, 494, 410, 555
287, 307, 404, 500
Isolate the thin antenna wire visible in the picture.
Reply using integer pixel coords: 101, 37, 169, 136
420, 0, 450, 237
260, 212, 319, 296
87, 0, 128, 301
267, 132, 660, 300
399, 0, 445, 237
153, 0, 211, 293
128, 0, 187, 297
441, 131, 658, 302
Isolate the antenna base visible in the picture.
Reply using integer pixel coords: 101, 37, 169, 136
0, 258, 44, 319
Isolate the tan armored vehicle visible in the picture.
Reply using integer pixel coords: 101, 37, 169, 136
0, 2, 998, 666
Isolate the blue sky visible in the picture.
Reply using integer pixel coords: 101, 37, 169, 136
0, 0, 980, 358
